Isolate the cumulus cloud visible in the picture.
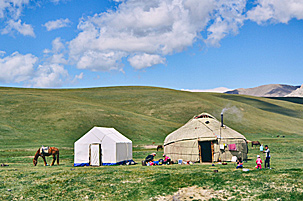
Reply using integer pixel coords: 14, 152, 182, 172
26, 37, 70, 88
247, 0, 303, 24
43, 18, 72, 31
68, 0, 303, 70
28, 64, 69, 88
0, 40, 70, 88
76, 50, 126, 71
0, 0, 29, 20
0, 1, 34, 37
68, 0, 303, 72
1, 19, 35, 37
0, 52, 38, 83
204, 0, 246, 46
43, 37, 68, 65
69, 0, 214, 71
128, 53, 166, 70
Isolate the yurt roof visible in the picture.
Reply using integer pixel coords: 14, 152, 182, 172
164, 113, 246, 145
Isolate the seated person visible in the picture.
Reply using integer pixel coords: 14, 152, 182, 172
236, 157, 243, 169
145, 153, 156, 164
163, 154, 171, 165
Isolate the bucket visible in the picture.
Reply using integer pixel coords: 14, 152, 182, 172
178, 159, 183, 165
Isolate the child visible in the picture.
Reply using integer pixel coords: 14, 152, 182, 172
256, 155, 262, 169
236, 157, 243, 169
163, 154, 171, 165
260, 144, 264, 152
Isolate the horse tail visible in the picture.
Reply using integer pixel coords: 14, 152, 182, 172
57, 151, 59, 165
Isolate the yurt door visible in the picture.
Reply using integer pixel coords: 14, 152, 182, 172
89, 143, 102, 166
199, 141, 212, 162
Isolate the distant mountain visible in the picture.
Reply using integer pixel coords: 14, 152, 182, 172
285, 84, 303, 97
182, 87, 230, 93
225, 84, 301, 97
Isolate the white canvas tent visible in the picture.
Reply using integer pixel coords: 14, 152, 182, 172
74, 127, 133, 166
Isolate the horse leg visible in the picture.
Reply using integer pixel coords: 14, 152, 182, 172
51, 155, 56, 166
42, 156, 47, 166
57, 152, 59, 165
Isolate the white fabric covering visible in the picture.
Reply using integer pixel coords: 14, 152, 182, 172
74, 127, 132, 165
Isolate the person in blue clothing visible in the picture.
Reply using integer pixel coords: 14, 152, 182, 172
263, 145, 271, 169
236, 157, 243, 169
260, 144, 264, 152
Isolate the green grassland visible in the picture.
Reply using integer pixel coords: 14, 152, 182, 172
0, 86, 303, 200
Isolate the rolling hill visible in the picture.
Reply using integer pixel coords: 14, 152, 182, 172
0, 86, 303, 148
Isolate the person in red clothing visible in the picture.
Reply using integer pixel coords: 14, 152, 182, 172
163, 154, 171, 165
255, 155, 262, 169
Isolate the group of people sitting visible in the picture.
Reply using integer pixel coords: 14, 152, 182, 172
142, 153, 171, 166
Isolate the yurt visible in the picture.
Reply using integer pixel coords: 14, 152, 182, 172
164, 113, 248, 163
74, 127, 133, 166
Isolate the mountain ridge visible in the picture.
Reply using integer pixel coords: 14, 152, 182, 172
225, 84, 302, 97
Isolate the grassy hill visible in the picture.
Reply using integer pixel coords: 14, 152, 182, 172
0, 86, 303, 148
0, 86, 303, 200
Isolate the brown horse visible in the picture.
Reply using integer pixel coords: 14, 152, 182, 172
33, 147, 59, 166
251, 141, 261, 147
157, 145, 163, 151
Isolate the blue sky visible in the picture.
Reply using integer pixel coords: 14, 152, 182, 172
0, 0, 303, 90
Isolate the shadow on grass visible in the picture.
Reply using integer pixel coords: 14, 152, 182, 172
267, 97, 303, 105
221, 95, 302, 118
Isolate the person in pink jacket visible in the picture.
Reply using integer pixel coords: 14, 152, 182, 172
255, 155, 262, 169
163, 154, 171, 165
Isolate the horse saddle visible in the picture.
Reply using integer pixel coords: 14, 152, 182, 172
40, 146, 49, 155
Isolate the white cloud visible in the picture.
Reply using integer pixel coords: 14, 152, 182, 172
128, 53, 166, 70
0, 52, 37, 83
43, 18, 72, 31
28, 64, 69, 88
44, 37, 68, 65
204, 0, 246, 46
247, 0, 303, 24
69, 0, 214, 71
0, 0, 29, 20
1, 19, 35, 37
52, 37, 65, 53
76, 50, 126, 71
0, 51, 6, 56
25, 37, 69, 88
75, 72, 83, 80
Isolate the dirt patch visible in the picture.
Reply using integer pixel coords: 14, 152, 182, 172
151, 186, 234, 200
